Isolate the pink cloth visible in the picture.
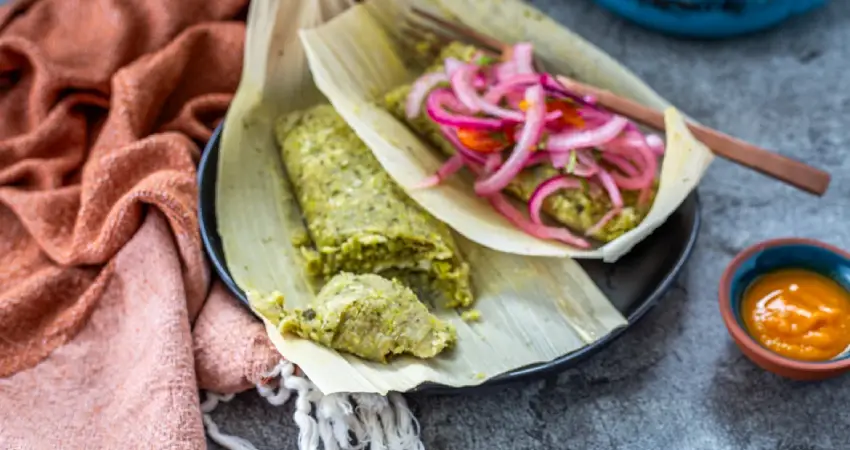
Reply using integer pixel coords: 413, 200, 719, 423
0, 0, 281, 447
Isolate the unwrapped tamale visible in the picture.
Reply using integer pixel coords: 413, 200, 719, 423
275, 104, 473, 308
383, 42, 655, 242
276, 272, 457, 363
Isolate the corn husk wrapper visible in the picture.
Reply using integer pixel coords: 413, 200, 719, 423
300, 0, 714, 262
215, 0, 704, 395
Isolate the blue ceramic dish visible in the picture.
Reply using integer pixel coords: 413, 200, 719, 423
593, 0, 829, 38
719, 238, 850, 380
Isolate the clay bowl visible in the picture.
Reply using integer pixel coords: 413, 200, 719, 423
719, 237, 850, 381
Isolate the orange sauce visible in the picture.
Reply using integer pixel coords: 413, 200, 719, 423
741, 269, 850, 361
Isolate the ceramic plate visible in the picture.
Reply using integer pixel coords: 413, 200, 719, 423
198, 125, 701, 393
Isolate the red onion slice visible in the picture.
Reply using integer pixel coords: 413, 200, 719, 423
439, 126, 487, 166
450, 64, 483, 112
601, 153, 639, 176
638, 186, 653, 206
579, 169, 625, 237
451, 64, 527, 121
475, 85, 547, 195
488, 192, 590, 248
495, 61, 518, 82
550, 151, 571, 169
484, 153, 502, 173
524, 153, 550, 168
484, 74, 541, 104
406, 72, 448, 119
575, 151, 600, 174
412, 154, 465, 189
528, 176, 582, 224
512, 43, 535, 75
646, 134, 665, 156
596, 169, 624, 208
585, 208, 621, 237
545, 115, 629, 152
426, 89, 503, 130
607, 140, 657, 190
445, 57, 464, 77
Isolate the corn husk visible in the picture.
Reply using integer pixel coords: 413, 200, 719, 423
215, 0, 701, 395
299, 0, 713, 262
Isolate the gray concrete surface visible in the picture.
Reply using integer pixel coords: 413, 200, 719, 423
208, 1, 850, 449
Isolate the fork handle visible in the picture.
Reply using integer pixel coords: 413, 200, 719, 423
556, 76, 831, 197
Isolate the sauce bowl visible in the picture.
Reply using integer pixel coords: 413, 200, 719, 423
719, 238, 850, 380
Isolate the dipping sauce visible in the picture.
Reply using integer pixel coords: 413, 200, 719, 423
741, 269, 850, 362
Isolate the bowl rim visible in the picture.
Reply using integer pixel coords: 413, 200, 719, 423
719, 237, 850, 372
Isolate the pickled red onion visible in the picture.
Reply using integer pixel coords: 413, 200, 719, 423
450, 64, 483, 113
607, 140, 656, 190
528, 176, 582, 225
413, 154, 464, 189
495, 61, 517, 81
451, 64, 526, 121
475, 84, 547, 195
586, 209, 621, 237
426, 88, 503, 129
406, 72, 448, 119
524, 152, 550, 168
512, 43, 535, 75
546, 115, 629, 151
488, 192, 590, 248
596, 169, 624, 208
485, 153, 502, 173
445, 57, 464, 77
550, 151, 571, 169
573, 151, 600, 177
484, 74, 541, 104
646, 134, 665, 156
601, 153, 639, 177
439, 126, 487, 166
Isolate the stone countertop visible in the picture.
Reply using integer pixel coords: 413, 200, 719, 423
208, 1, 850, 449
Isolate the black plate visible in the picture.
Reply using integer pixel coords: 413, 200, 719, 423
198, 125, 701, 394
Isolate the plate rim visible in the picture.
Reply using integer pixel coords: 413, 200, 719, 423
198, 124, 701, 394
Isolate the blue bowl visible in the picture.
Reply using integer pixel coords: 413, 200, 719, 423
593, 0, 829, 38
719, 238, 850, 380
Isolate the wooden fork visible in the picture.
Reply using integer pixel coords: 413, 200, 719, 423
404, 7, 831, 197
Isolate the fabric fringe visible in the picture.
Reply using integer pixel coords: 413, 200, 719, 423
201, 360, 424, 450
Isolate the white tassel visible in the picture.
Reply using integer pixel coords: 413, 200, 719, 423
335, 395, 368, 449
352, 393, 390, 450
203, 413, 260, 450
200, 360, 424, 450
317, 394, 368, 450
257, 361, 295, 406
388, 393, 424, 450
201, 392, 258, 450
284, 371, 322, 450
317, 399, 341, 450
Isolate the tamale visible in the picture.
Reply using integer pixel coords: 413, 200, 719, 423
271, 272, 457, 363
383, 42, 654, 242
275, 104, 473, 308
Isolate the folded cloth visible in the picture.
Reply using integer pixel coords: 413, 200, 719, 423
0, 0, 284, 447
